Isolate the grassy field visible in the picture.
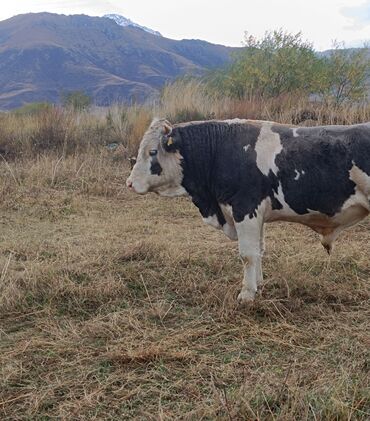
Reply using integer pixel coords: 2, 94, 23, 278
0, 151, 369, 420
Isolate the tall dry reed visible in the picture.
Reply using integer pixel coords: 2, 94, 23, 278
0, 80, 369, 160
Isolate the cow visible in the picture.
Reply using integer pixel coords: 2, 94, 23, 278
126, 118, 370, 304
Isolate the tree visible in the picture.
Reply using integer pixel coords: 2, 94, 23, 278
318, 44, 370, 105
211, 30, 321, 99
61, 90, 92, 111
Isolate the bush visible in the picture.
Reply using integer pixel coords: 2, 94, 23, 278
13, 102, 53, 116
208, 30, 370, 105
61, 90, 92, 111
30, 108, 75, 153
210, 30, 321, 99
317, 44, 370, 105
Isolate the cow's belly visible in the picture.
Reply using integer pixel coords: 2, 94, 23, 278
266, 194, 369, 235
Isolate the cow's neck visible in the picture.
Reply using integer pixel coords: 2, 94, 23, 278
175, 123, 224, 220
176, 124, 219, 196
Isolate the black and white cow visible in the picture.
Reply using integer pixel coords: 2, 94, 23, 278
126, 118, 370, 304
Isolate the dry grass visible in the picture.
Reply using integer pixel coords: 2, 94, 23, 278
1, 80, 370, 161
0, 88, 369, 419
0, 151, 369, 420
158, 80, 370, 126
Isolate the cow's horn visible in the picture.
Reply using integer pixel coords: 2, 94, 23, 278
163, 123, 172, 136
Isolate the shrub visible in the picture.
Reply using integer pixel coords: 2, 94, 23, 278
61, 90, 92, 111
317, 44, 370, 105
13, 102, 53, 116
209, 30, 321, 99
208, 30, 370, 105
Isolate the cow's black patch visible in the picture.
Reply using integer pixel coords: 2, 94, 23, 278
150, 156, 162, 176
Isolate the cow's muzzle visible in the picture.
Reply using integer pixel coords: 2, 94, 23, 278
126, 178, 134, 191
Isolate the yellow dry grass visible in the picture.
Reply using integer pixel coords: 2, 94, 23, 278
0, 152, 369, 420
1, 86, 370, 419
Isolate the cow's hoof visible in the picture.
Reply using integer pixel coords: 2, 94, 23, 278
237, 290, 256, 305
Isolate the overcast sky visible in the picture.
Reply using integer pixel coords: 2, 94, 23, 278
0, 0, 369, 50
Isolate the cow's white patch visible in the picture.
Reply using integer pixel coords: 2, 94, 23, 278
293, 169, 305, 181
223, 223, 238, 241
339, 189, 370, 212
275, 184, 292, 211
349, 163, 370, 198
203, 215, 222, 229
292, 128, 299, 137
127, 119, 185, 196
219, 204, 238, 240
255, 123, 283, 176
266, 183, 297, 221
234, 200, 267, 303
223, 118, 275, 126
127, 158, 152, 194
243, 145, 250, 152
219, 204, 233, 220
157, 185, 188, 197
203, 207, 238, 240
223, 118, 249, 125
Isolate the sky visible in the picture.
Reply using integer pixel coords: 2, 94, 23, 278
0, 0, 369, 51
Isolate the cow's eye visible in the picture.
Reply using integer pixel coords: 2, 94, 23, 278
149, 149, 158, 156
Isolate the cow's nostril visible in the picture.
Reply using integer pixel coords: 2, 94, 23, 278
126, 180, 133, 189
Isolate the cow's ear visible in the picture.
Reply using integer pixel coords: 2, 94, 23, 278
161, 122, 179, 152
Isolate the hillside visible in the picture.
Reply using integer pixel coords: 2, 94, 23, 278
0, 13, 236, 109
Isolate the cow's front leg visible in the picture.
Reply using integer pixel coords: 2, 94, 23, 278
235, 216, 263, 304
257, 223, 265, 286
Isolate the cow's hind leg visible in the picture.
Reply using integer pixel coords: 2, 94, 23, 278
234, 215, 263, 303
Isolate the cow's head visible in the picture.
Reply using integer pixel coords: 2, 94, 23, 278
126, 118, 186, 197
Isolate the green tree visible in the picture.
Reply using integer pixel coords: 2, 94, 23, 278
211, 30, 321, 99
61, 90, 92, 111
318, 44, 370, 105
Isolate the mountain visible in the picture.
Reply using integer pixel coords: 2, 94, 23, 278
0, 13, 237, 110
104, 14, 162, 37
